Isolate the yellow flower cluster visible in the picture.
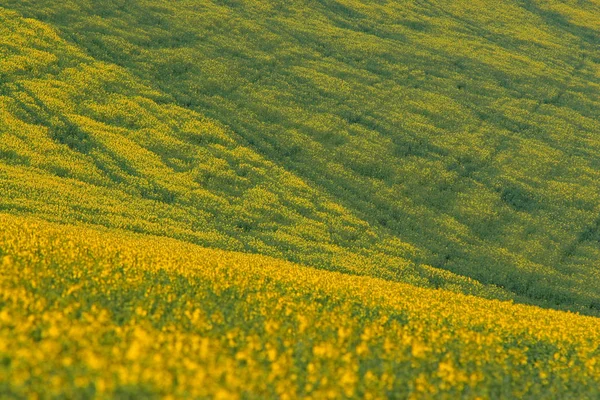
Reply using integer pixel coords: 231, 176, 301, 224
1, 213, 599, 398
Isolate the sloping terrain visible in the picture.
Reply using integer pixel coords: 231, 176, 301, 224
2, 1, 600, 397
0, 6, 502, 299
2, 1, 600, 313
1, 214, 600, 398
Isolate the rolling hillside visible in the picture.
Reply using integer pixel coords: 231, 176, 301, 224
2, 214, 600, 398
0, 5, 505, 300
1, 0, 600, 397
2, 0, 600, 313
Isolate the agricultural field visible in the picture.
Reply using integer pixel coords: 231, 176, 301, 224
1, 0, 600, 397
2, 214, 600, 398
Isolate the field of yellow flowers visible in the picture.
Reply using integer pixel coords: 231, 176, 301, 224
1, 213, 599, 399
3, 1, 600, 315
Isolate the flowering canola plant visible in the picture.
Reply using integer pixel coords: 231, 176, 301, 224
1, 213, 599, 399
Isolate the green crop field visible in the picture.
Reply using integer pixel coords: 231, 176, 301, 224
1, 0, 600, 398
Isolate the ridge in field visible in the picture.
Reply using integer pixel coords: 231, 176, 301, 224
1, 1, 600, 314
2, 213, 600, 398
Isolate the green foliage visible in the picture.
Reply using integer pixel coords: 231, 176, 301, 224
1, 0, 600, 315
